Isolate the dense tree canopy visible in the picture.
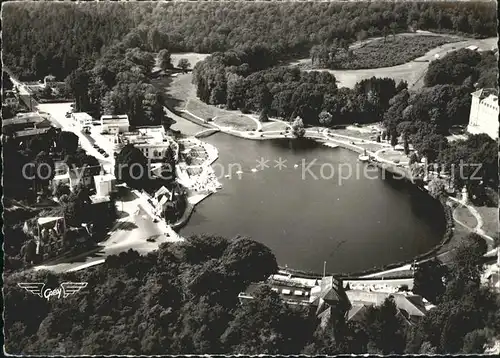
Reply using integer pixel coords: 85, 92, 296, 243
3, 1, 497, 80
194, 48, 402, 125
424, 49, 497, 88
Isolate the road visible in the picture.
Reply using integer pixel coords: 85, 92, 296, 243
34, 203, 177, 273
27, 101, 183, 273
37, 102, 114, 172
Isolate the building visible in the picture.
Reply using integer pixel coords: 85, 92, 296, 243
3, 90, 19, 107
2, 112, 52, 132
34, 216, 67, 258
72, 112, 93, 130
466, 45, 479, 51
467, 88, 499, 140
346, 290, 428, 325
309, 276, 352, 330
238, 274, 431, 333
152, 185, 174, 217
43, 75, 57, 88
52, 165, 102, 192
101, 114, 130, 134
238, 275, 351, 329
119, 126, 179, 161
93, 173, 116, 197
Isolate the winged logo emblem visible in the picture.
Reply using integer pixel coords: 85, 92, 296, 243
17, 283, 45, 297
18, 282, 87, 300
61, 282, 88, 298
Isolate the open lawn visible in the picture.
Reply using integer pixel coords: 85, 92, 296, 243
160, 73, 195, 109
331, 128, 381, 141
290, 34, 497, 88
377, 149, 410, 164
332, 35, 458, 70
475, 206, 499, 239
186, 98, 221, 119
214, 114, 257, 131
454, 204, 479, 229
262, 121, 290, 131
171, 53, 210, 70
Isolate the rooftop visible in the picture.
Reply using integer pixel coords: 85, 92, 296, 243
90, 195, 111, 204
239, 282, 312, 306
2, 113, 48, 127
94, 173, 116, 183
38, 216, 64, 226
3, 90, 16, 99
72, 112, 93, 121
15, 127, 52, 137
101, 114, 129, 121
346, 290, 427, 318
472, 88, 498, 100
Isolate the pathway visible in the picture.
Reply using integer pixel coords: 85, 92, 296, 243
448, 196, 495, 244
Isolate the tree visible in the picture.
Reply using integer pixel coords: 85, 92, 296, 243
178, 58, 191, 73
427, 178, 448, 199
413, 258, 448, 304
158, 49, 173, 71
389, 23, 398, 40
409, 152, 419, 165
390, 130, 398, 147
114, 144, 149, 190
446, 233, 487, 298
462, 329, 488, 354
53, 183, 71, 198
382, 26, 389, 43
221, 285, 313, 355
57, 131, 79, 154
142, 89, 165, 124
363, 297, 406, 354
66, 69, 90, 112
40, 85, 53, 99
33, 151, 55, 192
291, 116, 306, 138
318, 111, 333, 126
221, 237, 278, 286
259, 108, 269, 122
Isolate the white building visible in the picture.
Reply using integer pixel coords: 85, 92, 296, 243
3, 90, 19, 107
101, 114, 130, 134
72, 112, 93, 130
94, 174, 116, 197
467, 88, 499, 140
52, 165, 101, 192
120, 126, 179, 161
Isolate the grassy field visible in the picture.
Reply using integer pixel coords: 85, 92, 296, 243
163, 73, 195, 109
454, 205, 479, 229
334, 35, 458, 70
475, 206, 499, 239
262, 121, 290, 131
378, 149, 410, 163
186, 98, 220, 119
291, 35, 497, 88
214, 114, 257, 131
171, 53, 210, 70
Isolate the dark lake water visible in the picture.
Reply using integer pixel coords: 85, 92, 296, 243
175, 124, 445, 274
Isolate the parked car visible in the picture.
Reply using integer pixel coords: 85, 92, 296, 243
65, 112, 71, 118
103, 153, 109, 158
93, 144, 99, 149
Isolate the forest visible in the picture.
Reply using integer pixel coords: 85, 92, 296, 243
3, 1, 497, 80
4, 233, 500, 355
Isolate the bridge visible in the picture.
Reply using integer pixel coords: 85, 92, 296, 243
195, 128, 220, 138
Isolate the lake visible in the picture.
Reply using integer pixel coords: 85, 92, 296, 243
175, 123, 445, 274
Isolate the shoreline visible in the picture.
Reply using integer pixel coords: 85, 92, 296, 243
175, 109, 456, 279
